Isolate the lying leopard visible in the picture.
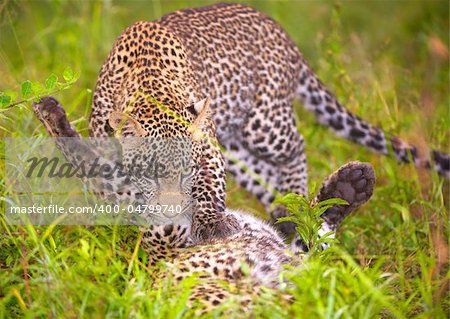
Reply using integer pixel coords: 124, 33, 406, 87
32, 2, 447, 306
147, 161, 375, 313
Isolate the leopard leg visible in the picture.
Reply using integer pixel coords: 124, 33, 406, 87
223, 144, 307, 237
221, 98, 308, 238
33, 96, 82, 138
190, 140, 241, 243
33, 96, 143, 204
291, 161, 375, 253
33, 96, 102, 165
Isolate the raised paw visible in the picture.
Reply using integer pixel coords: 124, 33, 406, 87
193, 213, 241, 242
318, 161, 375, 230
33, 96, 78, 137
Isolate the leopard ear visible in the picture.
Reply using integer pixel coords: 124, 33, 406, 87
189, 97, 211, 141
187, 97, 210, 116
195, 97, 210, 115
109, 111, 146, 136
195, 97, 211, 123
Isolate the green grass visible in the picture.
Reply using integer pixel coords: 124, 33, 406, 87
0, 1, 449, 318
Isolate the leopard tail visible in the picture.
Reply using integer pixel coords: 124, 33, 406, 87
295, 62, 449, 179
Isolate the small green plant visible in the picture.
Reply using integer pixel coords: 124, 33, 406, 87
0, 67, 78, 109
275, 193, 348, 253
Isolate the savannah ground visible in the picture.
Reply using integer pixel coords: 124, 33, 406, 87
0, 1, 449, 318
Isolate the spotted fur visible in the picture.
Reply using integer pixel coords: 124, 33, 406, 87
149, 161, 375, 312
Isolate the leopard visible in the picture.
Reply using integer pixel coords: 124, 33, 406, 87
148, 161, 375, 313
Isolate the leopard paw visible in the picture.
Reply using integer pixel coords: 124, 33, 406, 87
318, 161, 375, 230
33, 96, 78, 137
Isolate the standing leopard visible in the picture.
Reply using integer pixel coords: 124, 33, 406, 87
34, 3, 448, 263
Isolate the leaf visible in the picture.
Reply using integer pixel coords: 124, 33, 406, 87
45, 74, 58, 89
31, 81, 45, 97
317, 198, 348, 207
0, 94, 12, 108
63, 67, 75, 82
275, 216, 299, 224
21, 80, 33, 98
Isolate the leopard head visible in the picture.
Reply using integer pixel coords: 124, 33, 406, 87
108, 98, 211, 223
